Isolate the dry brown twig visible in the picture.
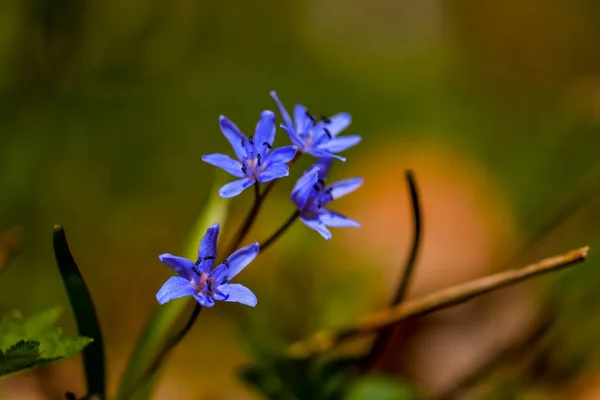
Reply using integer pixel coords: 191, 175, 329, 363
288, 246, 590, 358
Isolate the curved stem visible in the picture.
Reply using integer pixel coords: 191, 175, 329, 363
361, 170, 422, 368
148, 304, 202, 373
126, 304, 202, 398
225, 184, 262, 255
261, 210, 300, 252
391, 170, 423, 303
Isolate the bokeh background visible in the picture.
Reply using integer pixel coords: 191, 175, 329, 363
2, 0, 600, 399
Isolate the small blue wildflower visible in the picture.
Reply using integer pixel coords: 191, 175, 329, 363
202, 111, 298, 198
270, 91, 361, 161
156, 223, 259, 307
291, 158, 363, 240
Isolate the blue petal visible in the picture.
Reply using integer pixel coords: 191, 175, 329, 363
291, 166, 319, 210
314, 158, 333, 181
318, 210, 360, 228
214, 283, 257, 307
219, 116, 248, 160
307, 148, 346, 161
281, 123, 305, 148
257, 163, 289, 183
219, 177, 255, 198
263, 145, 297, 167
270, 91, 294, 131
196, 223, 219, 272
300, 216, 332, 240
294, 104, 310, 133
317, 135, 361, 153
328, 177, 363, 200
210, 264, 228, 284
193, 293, 215, 308
314, 112, 351, 138
222, 242, 259, 280
156, 276, 195, 304
254, 110, 276, 158
158, 254, 195, 280
202, 153, 245, 178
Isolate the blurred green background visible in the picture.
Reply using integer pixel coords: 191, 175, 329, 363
2, 0, 600, 399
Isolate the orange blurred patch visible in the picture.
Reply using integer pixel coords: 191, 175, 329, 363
333, 139, 521, 295
327, 138, 536, 394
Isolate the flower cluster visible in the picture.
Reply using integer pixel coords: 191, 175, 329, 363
157, 91, 364, 308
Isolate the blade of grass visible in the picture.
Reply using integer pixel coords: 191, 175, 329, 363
116, 172, 229, 400
52, 225, 105, 399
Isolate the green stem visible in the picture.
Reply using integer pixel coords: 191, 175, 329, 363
261, 210, 300, 252
120, 305, 203, 400
225, 183, 262, 255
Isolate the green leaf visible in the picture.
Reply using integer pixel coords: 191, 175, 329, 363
238, 355, 359, 400
53, 225, 105, 399
42, 335, 93, 360
116, 171, 229, 400
0, 308, 63, 350
239, 357, 422, 400
0, 340, 41, 375
344, 374, 420, 400
0, 310, 92, 378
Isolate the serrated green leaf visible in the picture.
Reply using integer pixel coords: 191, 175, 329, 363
42, 335, 93, 359
0, 340, 41, 375
116, 171, 229, 400
0, 308, 62, 350
0, 309, 92, 378
23, 307, 62, 337
0, 310, 24, 349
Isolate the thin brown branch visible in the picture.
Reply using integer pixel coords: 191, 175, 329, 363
288, 246, 589, 358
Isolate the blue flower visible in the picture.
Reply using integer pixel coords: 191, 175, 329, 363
270, 91, 361, 161
156, 223, 259, 307
202, 111, 298, 198
291, 158, 363, 240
